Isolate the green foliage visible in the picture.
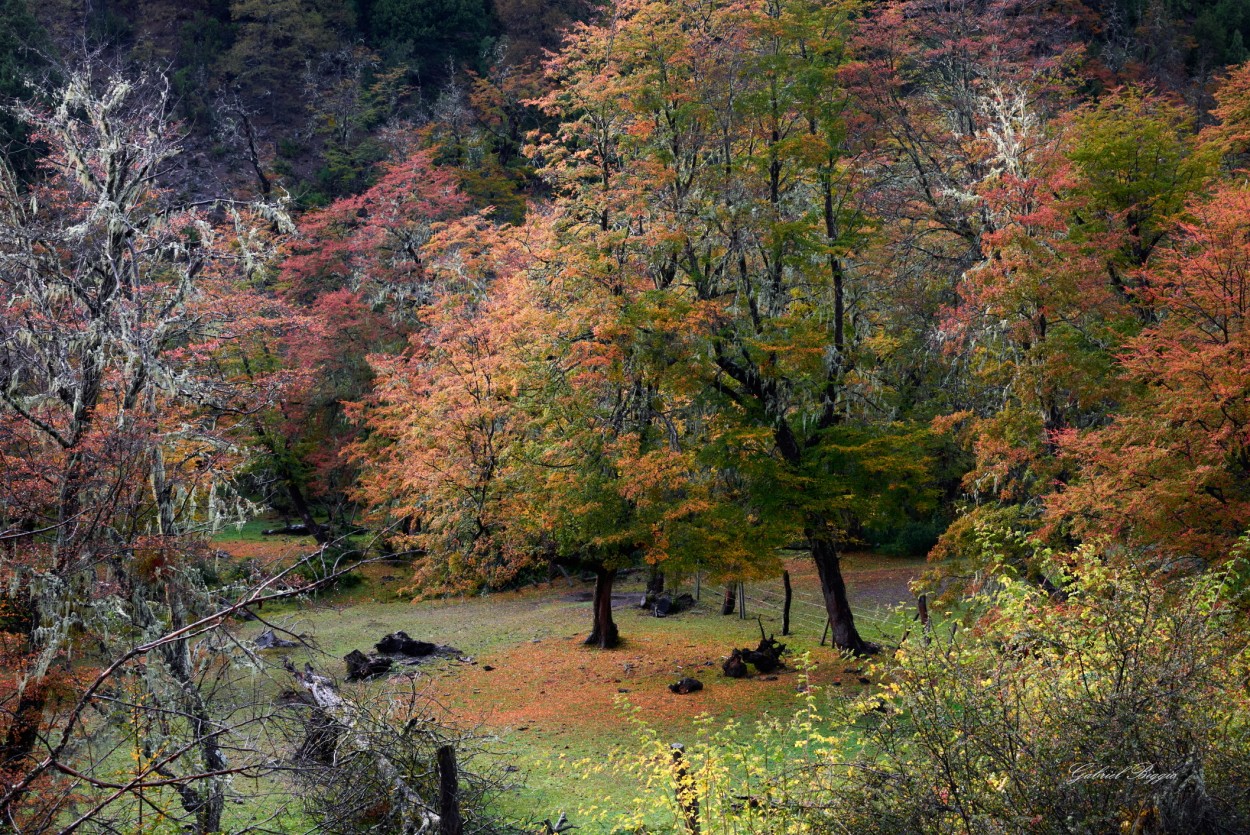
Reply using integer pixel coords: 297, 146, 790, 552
871, 518, 943, 557
1067, 90, 1217, 271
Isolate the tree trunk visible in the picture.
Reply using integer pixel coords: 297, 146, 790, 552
645, 567, 665, 603
0, 688, 45, 796
671, 743, 700, 835
0, 595, 46, 820
720, 582, 736, 615
286, 480, 330, 545
585, 566, 620, 649
809, 532, 876, 655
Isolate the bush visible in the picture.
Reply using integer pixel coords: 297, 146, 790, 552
610, 540, 1250, 834
875, 518, 943, 557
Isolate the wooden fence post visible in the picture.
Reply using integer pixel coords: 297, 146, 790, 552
781, 571, 793, 636
437, 744, 463, 835
671, 743, 700, 835
918, 593, 931, 645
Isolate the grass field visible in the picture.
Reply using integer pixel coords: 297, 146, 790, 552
217, 532, 926, 830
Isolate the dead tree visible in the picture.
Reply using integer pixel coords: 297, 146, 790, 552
289, 662, 443, 834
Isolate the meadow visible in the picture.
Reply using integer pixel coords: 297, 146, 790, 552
219, 529, 925, 829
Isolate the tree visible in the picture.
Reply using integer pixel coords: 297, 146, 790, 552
525, 0, 940, 653
268, 149, 468, 541
355, 203, 770, 647
926, 87, 1222, 585
0, 67, 303, 831
351, 214, 534, 593
1065, 89, 1217, 321
1050, 180, 1250, 560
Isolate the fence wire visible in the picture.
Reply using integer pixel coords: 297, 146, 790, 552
722, 577, 917, 645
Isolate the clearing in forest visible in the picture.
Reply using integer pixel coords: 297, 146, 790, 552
217, 532, 925, 824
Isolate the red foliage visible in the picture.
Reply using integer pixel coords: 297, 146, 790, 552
1050, 181, 1250, 557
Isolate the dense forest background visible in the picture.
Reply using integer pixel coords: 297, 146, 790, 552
2, 0, 1250, 829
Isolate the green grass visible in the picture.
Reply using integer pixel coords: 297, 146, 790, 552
211, 516, 302, 542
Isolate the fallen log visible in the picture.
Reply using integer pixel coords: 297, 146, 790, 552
669, 677, 704, 695
262, 523, 312, 536
255, 628, 298, 649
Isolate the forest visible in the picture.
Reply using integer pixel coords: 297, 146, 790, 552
1, 0, 1249, 831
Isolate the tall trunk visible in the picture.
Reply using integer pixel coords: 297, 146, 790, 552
721, 582, 736, 615
130, 582, 227, 834
584, 566, 620, 649
644, 567, 665, 607
809, 530, 876, 655
0, 601, 47, 820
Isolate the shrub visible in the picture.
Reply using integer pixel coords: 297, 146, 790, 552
610, 540, 1250, 833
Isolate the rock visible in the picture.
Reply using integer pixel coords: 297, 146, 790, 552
255, 629, 298, 649
722, 649, 749, 678
262, 523, 312, 536
668, 677, 704, 694
653, 592, 697, 617
344, 649, 392, 681
482, 665, 495, 671
858, 676, 871, 685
